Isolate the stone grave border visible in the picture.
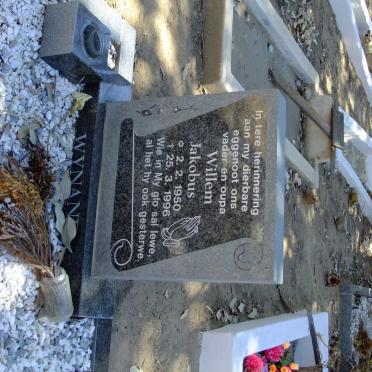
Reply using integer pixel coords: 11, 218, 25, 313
199, 311, 329, 372
339, 283, 372, 371
329, 0, 372, 105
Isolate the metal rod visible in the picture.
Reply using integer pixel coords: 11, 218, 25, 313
269, 69, 331, 137
307, 310, 322, 366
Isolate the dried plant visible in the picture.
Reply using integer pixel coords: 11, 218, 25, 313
0, 166, 44, 215
28, 146, 55, 201
0, 165, 54, 278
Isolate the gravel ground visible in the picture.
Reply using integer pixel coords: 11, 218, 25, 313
0, 0, 95, 371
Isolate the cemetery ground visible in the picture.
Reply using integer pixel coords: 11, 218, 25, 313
107, 1, 372, 371
0, 0, 371, 371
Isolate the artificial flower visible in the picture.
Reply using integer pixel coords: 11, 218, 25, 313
244, 354, 265, 372
282, 342, 291, 350
264, 346, 284, 362
269, 364, 278, 372
289, 363, 299, 370
280, 367, 291, 372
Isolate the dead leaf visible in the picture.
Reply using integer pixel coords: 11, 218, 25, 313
334, 216, 345, 232
303, 189, 319, 205
45, 82, 55, 102
17, 126, 30, 140
326, 274, 341, 287
205, 305, 214, 316
180, 308, 188, 320
52, 182, 63, 205
164, 289, 169, 299
29, 129, 37, 145
130, 367, 143, 372
60, 171, 71, 200
349, 190, 358, 206
293, 173, 302, 186
229, 297, 238, 311
28, 146, 55, 201
17, 122, 41, 144
247, 308, 258, 319
62, 216, 77, 253
182, 62, 191, 81
69, 92, 92, 115
238, 303, 246, 313
54, 204, 66, 236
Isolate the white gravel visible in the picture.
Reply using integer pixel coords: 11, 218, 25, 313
0, 0, 96, 371
0, 251, 95, 372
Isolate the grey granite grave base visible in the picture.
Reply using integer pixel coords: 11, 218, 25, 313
40, 0, 135, 85
62, 83, 132, 318
339, 283, 372, 372
92, 90, 286, 284
90, 318, 112, 372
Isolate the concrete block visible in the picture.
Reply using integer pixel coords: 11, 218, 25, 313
303, 95, 333, 165
40, 0, 136, 85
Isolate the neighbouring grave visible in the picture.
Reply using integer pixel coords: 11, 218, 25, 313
199, 311, 329, 372
92, 90, 286, 283
37, 0, 136, 370
340, 284, 372, 371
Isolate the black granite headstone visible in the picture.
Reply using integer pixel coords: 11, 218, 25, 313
91, 91, 286, 283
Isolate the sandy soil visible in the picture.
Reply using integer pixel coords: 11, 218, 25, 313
106, 1, 372, 371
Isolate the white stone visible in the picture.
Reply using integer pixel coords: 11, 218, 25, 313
0, 0, 95, 370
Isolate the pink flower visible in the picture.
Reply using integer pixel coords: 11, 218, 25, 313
244, 354, 265, 372
264, 346, 284, 362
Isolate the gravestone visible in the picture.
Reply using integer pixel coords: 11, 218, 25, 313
92, 90, 286, 283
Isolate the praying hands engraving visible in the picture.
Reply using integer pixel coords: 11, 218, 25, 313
161, 216, 201, 249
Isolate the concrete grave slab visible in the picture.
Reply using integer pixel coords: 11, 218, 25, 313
91, 90, 286, 283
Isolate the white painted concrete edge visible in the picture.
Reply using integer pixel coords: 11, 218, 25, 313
243, 0, 319, 87
335, 149, 372, 223
203, 0, 244, 93
339, 107, 372, 192
329, 0, 372, 105
285, 139, 319, 188
204, 0, 319, 91
199, 311, 329, 372
203, 0, 320, 188
339, 107, 372, 154
351, 0, 372, 34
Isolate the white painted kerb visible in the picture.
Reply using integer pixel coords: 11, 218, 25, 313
334, 107, 372, 223
243, 0, 319, 86
199, 311, 329, 372
351, 0, 372, 34
329, 0, 372, 104
203, 0, 320, 188
335, 149, 372, 222
339, 107, 372, 193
